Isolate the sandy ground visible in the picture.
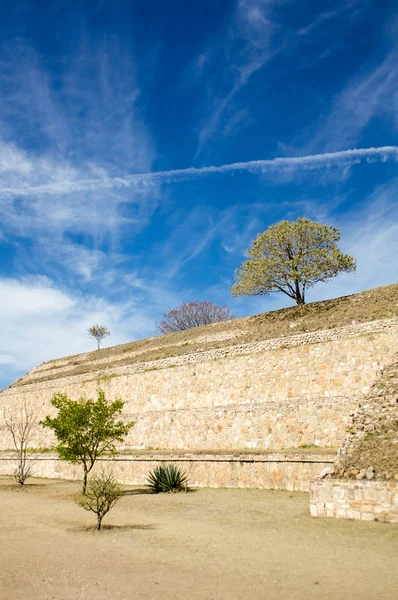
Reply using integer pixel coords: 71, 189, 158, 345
0, 477, 397, 600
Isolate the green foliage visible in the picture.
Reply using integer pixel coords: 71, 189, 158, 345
232, 217, 356, 305
41, 389, 134, 492
147, 464, 189, 493
87, 324, 110, 349
76, 469, 123, 531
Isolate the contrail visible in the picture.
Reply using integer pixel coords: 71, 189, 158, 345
0, 145, 397, 196
126, 145, 398, 183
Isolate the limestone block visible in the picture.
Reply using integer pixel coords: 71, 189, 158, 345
361, 512, 376, 521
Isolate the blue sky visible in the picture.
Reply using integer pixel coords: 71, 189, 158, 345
1, 0, 398, 388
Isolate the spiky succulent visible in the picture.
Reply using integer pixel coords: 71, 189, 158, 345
147, 464, 189, 493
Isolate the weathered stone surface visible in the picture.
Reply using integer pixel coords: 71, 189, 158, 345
319, 466, 335, 478
0, 450, 334, 492
1, 319, 397, 454
335, 352, 398, 480
310, 480, 398, 523
1, 317, 398, 495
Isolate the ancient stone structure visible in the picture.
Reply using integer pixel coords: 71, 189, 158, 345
309, 349, 398, 521
310, 480, 398, 523
1, 319, 397, 453
335, 355, 398, 479
1, 285, 398, 492
0, 449, 335, 492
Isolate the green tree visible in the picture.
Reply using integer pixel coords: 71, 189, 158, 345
41, 390, 134, 493
232, 218, 356, 305
87, 324, 110, 350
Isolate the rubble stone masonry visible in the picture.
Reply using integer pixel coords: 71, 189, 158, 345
310, 480, 398, 523
1, 319, 397, 456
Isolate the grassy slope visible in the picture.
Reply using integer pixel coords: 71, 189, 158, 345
10, 283, 398, 387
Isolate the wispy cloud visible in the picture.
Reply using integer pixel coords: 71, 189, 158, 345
195, 0, 277, 152
297, 0, 365, 37
304, 178, 398, 301
306, 47, 398, 152
193, 0, 368, 153
1, 145, 396, 199
0, 39, 157, 246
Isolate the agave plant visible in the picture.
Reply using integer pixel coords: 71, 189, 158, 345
147, 463, 189, 493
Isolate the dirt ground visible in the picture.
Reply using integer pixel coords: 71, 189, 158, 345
0, 477, 397, 600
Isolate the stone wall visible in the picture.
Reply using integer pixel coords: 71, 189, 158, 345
309, 480, 398, 523
1, 319, 397, 453
0, 450, 334, 492
335, 354, 398, 479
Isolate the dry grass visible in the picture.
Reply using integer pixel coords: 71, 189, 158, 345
11, 283, 398, 387
337, 421, 398, 479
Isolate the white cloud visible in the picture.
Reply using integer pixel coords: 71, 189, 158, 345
0, 275, 176, 388
0, 277, 74, 316
0, 40, 157, 244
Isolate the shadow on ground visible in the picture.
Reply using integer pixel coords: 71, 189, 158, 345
121, 486, 196, 496
0, 482, 50, 491
122, 487, 153, 496
70, 523, 156, 533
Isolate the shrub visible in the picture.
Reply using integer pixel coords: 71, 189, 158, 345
147, 464, 188, 493
76, 469, 123, 531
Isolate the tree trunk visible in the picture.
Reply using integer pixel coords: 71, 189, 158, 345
96, 515, 102, 531
83, 465, 88, 494
294, 280, 305, 305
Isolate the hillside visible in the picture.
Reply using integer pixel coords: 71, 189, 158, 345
335, 355, 398, 480
10, 283, 398, 388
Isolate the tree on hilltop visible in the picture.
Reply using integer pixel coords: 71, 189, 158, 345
232, 217, 356, 305
88, 324, 110, 350
41, 390, 134, 493
156, 300, 235, 334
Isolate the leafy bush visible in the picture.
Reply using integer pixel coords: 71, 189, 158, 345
41, 389, 134, 493
147, 464, 188, 493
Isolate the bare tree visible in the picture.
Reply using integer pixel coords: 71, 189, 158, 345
87, 324, 110, 349
156, 300, 235, 335
76, 469, 123, 531
3, 402, 39, 485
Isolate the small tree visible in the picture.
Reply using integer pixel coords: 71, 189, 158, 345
232, 218, 356, 305
156, 300, 235, 334
3, 402, 39, 485
88, 324, 110, 350
41, 390, 134, 493
76, 469, 123, 531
